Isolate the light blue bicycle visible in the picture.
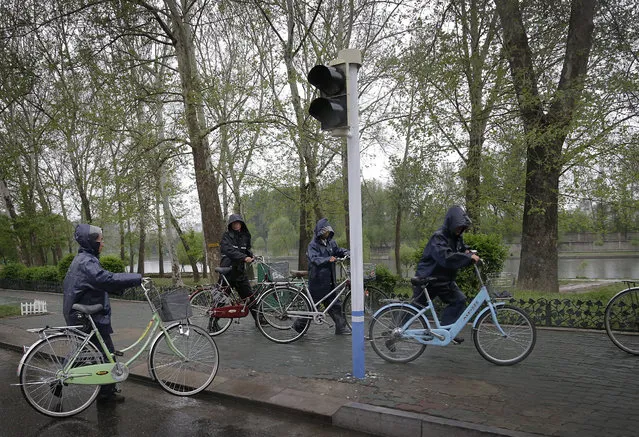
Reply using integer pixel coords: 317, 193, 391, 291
369, 258, 536, 365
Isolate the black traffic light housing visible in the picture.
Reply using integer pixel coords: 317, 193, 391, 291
307, 63, 348, 131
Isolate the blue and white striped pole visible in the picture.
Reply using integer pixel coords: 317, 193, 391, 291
340, 49, 364, 379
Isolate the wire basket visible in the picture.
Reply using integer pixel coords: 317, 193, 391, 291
151, 287, 193, 322
262, 261, 289, 282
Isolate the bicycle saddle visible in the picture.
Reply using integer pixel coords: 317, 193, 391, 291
71, 303, 104, 315
290, 270, 308, 278
215, 267, 233, 275
410, 276, 437, 287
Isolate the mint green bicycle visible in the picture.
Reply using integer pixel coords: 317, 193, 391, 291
17, 278, 219, 417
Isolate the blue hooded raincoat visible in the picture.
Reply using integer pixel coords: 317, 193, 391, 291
306, 218, 349, 301
63, 224, 141, 335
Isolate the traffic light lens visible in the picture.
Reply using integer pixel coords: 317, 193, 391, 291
309, 97, 346, 129
308, 65, 345, 95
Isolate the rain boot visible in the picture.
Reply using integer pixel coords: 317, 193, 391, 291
328, 307, 352, 335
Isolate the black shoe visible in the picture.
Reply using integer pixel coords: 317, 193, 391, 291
292, 319, 307, 333
97, 392, 126, 403
452, 336, 464, 345
335, 325, 352, 335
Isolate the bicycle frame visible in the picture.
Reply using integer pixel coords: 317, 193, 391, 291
286, 259, 351, 321
373, 264, 507, 346
18, 281, 187, 386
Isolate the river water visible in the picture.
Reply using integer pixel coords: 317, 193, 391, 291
137, 255, 639, 280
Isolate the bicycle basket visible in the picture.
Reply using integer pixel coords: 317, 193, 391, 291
152, 287, 192, 322
263, 261, 289, 282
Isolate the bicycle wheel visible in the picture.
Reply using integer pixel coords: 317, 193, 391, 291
189, 287, 233, 336
605, 287, 639, 355
19, 332, 103, 417
472, 305, 536, 365
257, 287, 313, 343
150, 323, 219, 396
343, 284, 389, 327
369, 305, 427, 363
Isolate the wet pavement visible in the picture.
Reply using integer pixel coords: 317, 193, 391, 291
1, 289, 638, 437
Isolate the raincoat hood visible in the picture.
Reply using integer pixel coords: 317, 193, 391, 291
313, 218, 334, 240
443, 205, 472, 235
74, 224, 102, 256
226, 213, 249, 233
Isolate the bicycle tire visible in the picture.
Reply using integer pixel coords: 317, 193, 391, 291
605, 287, 639, 355
369, 305, 427, 363
189, 287, 233, 336
343, 284, 389, 328
256, 286, 312, 343
472, 305, 536, 365
19, 332, 103, 417
149, 323, 219, 396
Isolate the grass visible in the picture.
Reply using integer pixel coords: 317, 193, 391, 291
389, 280, 631, 303
0, 304, 21, 318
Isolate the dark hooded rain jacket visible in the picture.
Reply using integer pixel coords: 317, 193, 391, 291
306, 218, 349, 297
415, 205, 474, 281
63, 224, 142, 334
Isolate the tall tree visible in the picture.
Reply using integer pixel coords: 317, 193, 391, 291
495, 0, 596, 292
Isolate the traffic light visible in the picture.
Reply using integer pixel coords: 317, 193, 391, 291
307, 63, 348, 131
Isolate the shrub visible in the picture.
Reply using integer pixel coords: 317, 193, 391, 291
0, 263, 27, 279
374, 264, 399, 294
58, 253, 75, 281
100, 255, 126, 273
456, 233, 508, 297
25, 266, 60, 282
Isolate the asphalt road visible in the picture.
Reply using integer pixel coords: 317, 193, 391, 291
1, 348, 371, 437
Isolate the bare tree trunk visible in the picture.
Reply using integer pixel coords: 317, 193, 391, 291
495, 0, 596, 292
165, 0, 224, 279
0, 178, 28, 264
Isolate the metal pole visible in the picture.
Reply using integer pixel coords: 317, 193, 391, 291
340, 49, 365, 379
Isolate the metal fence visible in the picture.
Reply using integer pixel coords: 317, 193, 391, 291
0, 278, 609, 329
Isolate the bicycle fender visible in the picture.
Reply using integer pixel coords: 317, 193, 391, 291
372, 301, 421, 319
472, 302, 507, 329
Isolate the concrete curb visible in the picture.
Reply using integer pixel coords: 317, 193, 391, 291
333, 403, 546, 437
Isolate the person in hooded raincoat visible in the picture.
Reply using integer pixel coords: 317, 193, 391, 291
220, 213, 262, 325
63, 224, 142, 402
295, 218, 351, 335
412, 205, 480, 344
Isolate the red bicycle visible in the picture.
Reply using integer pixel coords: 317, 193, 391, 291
188, 257, 303, 336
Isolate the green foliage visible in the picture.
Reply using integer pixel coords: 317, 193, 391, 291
374, 264, 399, 294
398, 244, 416, 277
0, 215, 18, 263
100, 255, 126, 273
177, 230, 204, 266
58, 253, 76, 281
0, 263, 27, 279
24, 266, 59, 282
456, 233, 508, 296
0, 263, 60, 282
267, 216, 297, 256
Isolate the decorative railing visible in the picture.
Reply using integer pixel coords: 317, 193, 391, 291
0, 278, 612, 330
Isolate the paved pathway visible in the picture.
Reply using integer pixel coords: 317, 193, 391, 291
1, 289, 638, 437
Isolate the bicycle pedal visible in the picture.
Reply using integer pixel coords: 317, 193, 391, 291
114, 351, 124, 357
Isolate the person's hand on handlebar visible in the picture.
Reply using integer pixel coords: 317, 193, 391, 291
244, 256, 254, 263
